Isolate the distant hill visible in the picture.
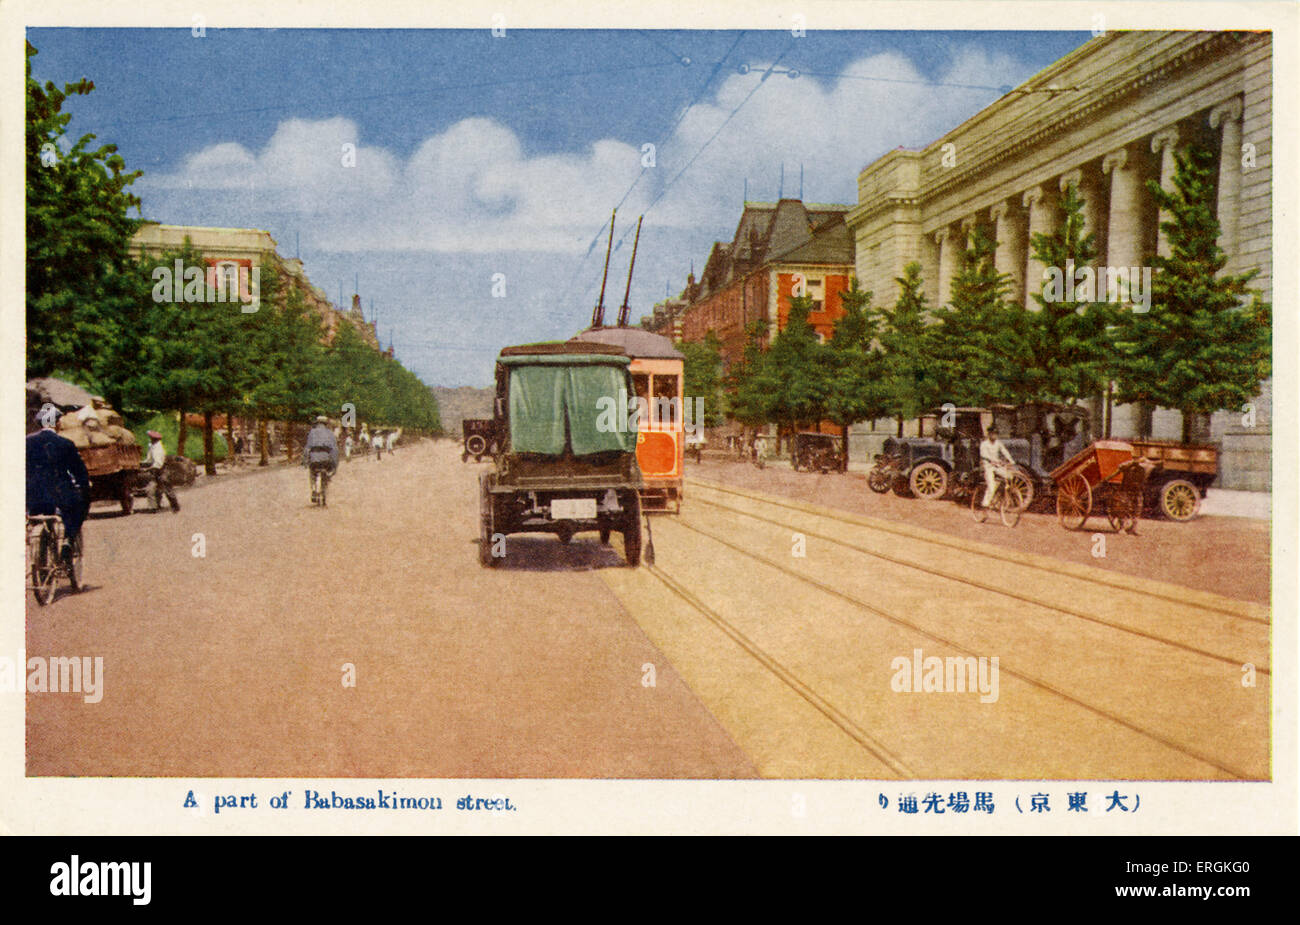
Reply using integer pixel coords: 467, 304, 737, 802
432, 386, 493, 434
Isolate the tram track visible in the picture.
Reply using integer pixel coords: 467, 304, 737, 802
645, 563, 916, 778
686, 490, 1268, 675
643, 514, 1259, 780
689, 478, 1266, 623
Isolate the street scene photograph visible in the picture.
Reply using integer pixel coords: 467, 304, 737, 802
9, 7, 1289, 837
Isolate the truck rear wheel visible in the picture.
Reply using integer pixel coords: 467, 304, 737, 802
479, 479, 500, 567
621, 492, 642, 566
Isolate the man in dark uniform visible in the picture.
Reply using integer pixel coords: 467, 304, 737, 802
26, 403, 91, 564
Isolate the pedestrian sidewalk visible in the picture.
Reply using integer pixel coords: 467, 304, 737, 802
1201, 488, 1271, 520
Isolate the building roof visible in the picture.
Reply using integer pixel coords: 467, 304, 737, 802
571, 326, 684, 359
693, 199, 855, 299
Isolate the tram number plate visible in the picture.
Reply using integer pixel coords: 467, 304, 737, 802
551, 498, 596, 520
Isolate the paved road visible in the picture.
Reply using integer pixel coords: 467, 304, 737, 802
26, 441, 757, 778
27, 441, 1269, 782
602, 479, 1270, 780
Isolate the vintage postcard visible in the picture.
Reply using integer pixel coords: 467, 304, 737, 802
2, 0, 1295, 839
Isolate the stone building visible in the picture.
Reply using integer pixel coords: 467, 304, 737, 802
846, 31, 1271, 490
679, 199, 857, 369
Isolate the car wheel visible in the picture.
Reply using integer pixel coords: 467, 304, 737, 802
908, 462, 949, 500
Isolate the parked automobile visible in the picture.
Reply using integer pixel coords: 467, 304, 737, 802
790, 432, 845, 473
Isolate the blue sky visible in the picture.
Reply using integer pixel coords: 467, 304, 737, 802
28, 28, 1091, 386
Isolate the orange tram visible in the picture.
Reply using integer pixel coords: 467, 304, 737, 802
570, 326, 685, 513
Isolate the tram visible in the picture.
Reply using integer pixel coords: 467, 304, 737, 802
570, 326, 685, 513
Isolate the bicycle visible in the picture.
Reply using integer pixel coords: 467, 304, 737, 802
26, 514, 83, 605
308, 460, 334, 507
970, 465, 1025, 527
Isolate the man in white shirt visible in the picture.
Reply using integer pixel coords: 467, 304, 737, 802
143, 430, 180, 513
979, 426, 1016, 508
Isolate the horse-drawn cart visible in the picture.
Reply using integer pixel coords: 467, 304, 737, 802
1051, 440, 1158, 532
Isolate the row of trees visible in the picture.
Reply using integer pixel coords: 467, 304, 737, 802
689, 144, 1271, 449
26, 42, 442, 474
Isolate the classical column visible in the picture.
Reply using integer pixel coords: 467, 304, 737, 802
1209, 97, 1244, 256
935, 226, 957, 307
1022, 185, 1054, 308
991, 199, 1025, 301
1102, 145, 1143, 295
1060, 167, 1106, 263
1151, 127, 1182, 258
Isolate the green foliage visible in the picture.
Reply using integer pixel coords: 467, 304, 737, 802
931, 227, 1034, 406
824, 280, 885, 428
321, 320, 443, 432
1026, 183, 1117, 403
131, 412, 227, 461
764, 295, 832, 431
680, 331, 725, 427
724, 319, 776, 427
879, 263, 940, 422
1114, 143, 1271, 425
112, 241, 256, 424
26, 41, 144, 381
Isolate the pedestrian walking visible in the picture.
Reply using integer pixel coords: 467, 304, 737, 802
372, 431, 384, 461
143, 430, 180, 513
344, 433, 354, 462
385, 430, 395, 454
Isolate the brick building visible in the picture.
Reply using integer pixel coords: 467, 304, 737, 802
677, 199, 857, 368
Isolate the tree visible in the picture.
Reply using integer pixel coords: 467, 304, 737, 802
880, 263, 941, 436
824, 280, 884, 464
930, 228, 1032, 408
724, 319, 775, 439
116, 241, 258, 473
764, 295, 831, 445
1026, 182, 1117, 410
680, 331, 725, 429
26, 41, 144, 381
1114, 143, 1271, 443
244, 263, 331, 463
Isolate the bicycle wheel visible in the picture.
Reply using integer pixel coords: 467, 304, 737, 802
1000, 483, 1024, 527
31, 527, 58, 606
970, 485, 990, 523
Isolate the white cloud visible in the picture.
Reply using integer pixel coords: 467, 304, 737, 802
137, 45, 1037, 255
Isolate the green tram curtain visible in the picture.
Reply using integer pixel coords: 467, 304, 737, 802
504, 357, 636, 456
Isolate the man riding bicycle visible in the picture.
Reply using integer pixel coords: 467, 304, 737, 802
979, 426, 1017, 508
26, 403, 91, 566
303, 415, 339, 504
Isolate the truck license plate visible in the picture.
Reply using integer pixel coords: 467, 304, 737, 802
551, 498, 596, 520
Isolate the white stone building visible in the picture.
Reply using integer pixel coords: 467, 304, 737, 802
847, 31, 1271, 490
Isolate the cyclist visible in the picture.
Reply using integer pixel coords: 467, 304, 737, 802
303, 415, 339, 503
26, 403, 91, 566
979, 426, 1017, 508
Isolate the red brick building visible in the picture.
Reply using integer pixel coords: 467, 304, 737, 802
678, 199, 857, 369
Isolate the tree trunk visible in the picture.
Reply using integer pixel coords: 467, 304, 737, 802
896, 414, 904, 438
1136, 402, 1154, 439
177, 409, 188, 459
258, 419, 269, 466
841, 425, 851, 472
226, 412, 235, 463
285, 422, 296, 464
203, 410, 216, 475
